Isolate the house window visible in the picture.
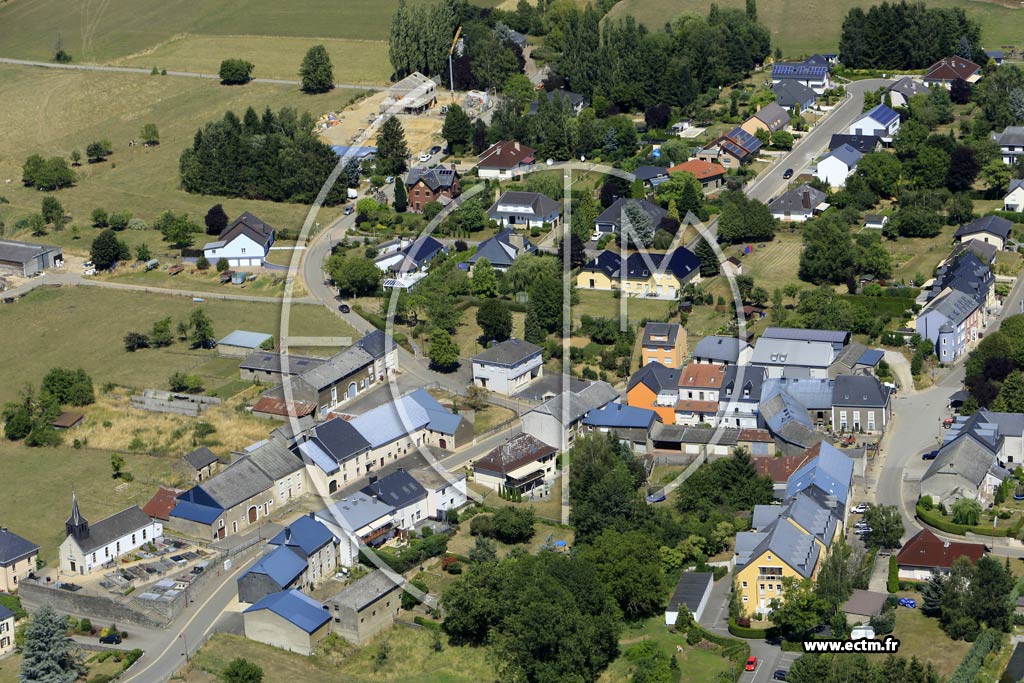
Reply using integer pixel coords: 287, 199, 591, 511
742, 596, 749, 603
131, 534, 136, 544
142, 529, 147, 540
741, 581, 748, 588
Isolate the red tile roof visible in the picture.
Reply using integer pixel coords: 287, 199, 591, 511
143, 487, 184, 521
753, 452, 814, 483
896, 529, 985, 570
478, 140, 535, 170
668, 159, 727, 181
678, 363, 726, 389
738, 428, 774, 443
675, 399, 719, 413
252, 396, 317, 418
924, 57, 980, 82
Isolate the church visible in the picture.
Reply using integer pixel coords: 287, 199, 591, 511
59, 493, 163, 576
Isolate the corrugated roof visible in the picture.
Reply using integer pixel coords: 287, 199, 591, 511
245, 589, 329, 634
582, 402, 657, 429
785, 442, 853, 506
218, 330, 273, 349
269, 514, 336, 557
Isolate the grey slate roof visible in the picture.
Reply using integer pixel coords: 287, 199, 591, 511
692, 336, 749, 363
832, 374, 889, 408
925, 288, 979, 328
240, 352, 324, 376
0, 240, 61, 265
405, 165, 458, 191
828, 134, 882, 154
327, 568, 402, 611
887, 76, 930, 99
247, 438, 304, 481
751, 102, 790, 132
533, 381, 619, 426
736, 517, 821, 578
72, 506, 154, 554
0, 528, 39, 565
295, 345, 375, 392
514, 374, 590, 402
307, 417, 372, 465
217, 212, 275, 249
363, 469, 427, 509
822, 143, 863, 168
183, 447, 219, 471
595, 198, 668, 230
772, 80, 816, 109
466, 228, 536, 268
667, 572, 713, 615
922, 432, 998, 497
768, 184, 827, 216
955, 215, 1013, 241
355, 329, 395, 361
487, 191, 560, 220
642, 322, 681, 349
995, 126, 1024, 147
473, 338, 542, 366
200, 457, 275, 510
751, 338, 835, 368
318, 491, 394, 533
721, 365, 766, 402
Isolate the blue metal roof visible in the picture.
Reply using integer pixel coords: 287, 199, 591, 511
218, 330, 273, 349
823, 143, 863, 168
583, 402, 657, 429
863, 104, 899, 127
772, 63, 830, 78
786, 442, 853, 506
857, 349, 884, 367
298, 440, 339, 475
244, 590, 329, 634
269, 514, 336, 557
244, 545, 307, 588
169, 499, 222, 524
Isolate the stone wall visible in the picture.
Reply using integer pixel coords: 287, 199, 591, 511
20, 581, 168, 629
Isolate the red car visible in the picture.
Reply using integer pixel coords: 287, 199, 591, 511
745, 656, 758, 672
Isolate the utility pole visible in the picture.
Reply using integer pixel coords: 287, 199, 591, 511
448, 26, 462, 101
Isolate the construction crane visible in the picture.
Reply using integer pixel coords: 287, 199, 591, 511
448, 25, 462, 101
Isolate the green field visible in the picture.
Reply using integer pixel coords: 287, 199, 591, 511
0, 64, 354, 255
0, 0, 501, 62
0, 286, 354, 403
607, 0, 1022, 57
0, 442, 177, 564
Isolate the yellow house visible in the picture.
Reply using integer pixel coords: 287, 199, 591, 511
576, 249, 701, 300
641, 322, 687, 368
0, 527, 39, 593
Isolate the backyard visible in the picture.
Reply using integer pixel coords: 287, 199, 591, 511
891, 590, 972, 680
601, 614, 735, 683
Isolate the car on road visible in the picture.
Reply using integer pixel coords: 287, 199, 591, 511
192, 297, 205, 303
922, 449, 939, 460
418, 151, 431, 162
852, 503, 870, 514
773, 670, 788, 681
745, 657, 758, 672
898, 598, 917, 608
83, 268, 96, 276
429, 145, 442, 155
344, 205, 354, 216
782, 168, 794, 179
943, 417, 955, 429
99, 633, 122, 645
385, 176, 395, 184
645, 490, 667, 503
339, 304, 351, 313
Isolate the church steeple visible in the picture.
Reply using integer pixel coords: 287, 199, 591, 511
65, 491, 89, 540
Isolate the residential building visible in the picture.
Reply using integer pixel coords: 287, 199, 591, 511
753, 450, 815, 498
60, 495, 163, 575
374, 235, 446, 273
379, 72, 437, 114
666, 160, 727, 193
494, 22, 528, 50
831, 375, 891, 434
768, 184, 829, 222
759, 382, 828, 452
0, 527, 39, 593
848, 104, 900, 140
581, 402, 659, 453
829, 344, 883, 378
594, 198, 668, 235
676, 363, 726, 426
216, 330, 272, 357
665, 572, 714, 626
405, 166, 460, 213
815, 144, 862, 188
784, 441, 854, 513
0, 240, 62, 277
923, 57, 981, 87
317, 492, 395, 563
828, 134, 882, 154
202, 212, 275, 268
718, 365, 767, 429
915, 287, 982, 363
641, 322, 687, 368
576, 249, 700, 299
734, 515, 822, 616
863, 214, 889, 230
477, 141, 535, 180
771, 81, 816, 112
954, 215, 1013, 251
521, 381, 619, 450
466, 228, 536, 272
691, 336, 752, 366
239, 352, 324, 383
993, 127, 1024, 165
896, 529, 985, 581
407, 466, 468, 520
243, 590, 331, 656
472, 338, 543, 395
627, 361, 681, 425
698, 127, 763, 167
771, 59, 833, 94
237, 544, 309, 604
362, 468, 429, 531
985, 49, 1004, 65
762, 327, 851, 351
528, 89, 588, 116
473, 433, 558, 495
920, 411, 1014, 506
487, 191, 560, 229
0, 606, 13, 656
741, 102, 790, 136
324, 569, 402, 645
976, 409, 1024, 464
886, 76, 930, 108
751, 338, 836, 378
182, 447, 220, 482
1004, 179, 1024, 212
633, 165, 670, 188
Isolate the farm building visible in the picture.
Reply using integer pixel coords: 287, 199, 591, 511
0, 240, 62, 277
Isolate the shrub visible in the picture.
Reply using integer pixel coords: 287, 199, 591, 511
195, 255, 210, 270
887, 555, 899, 593
949, 629, 998, 683
728, 618, 770, 639
869, 608, 895, 635
469, 514, 493, 537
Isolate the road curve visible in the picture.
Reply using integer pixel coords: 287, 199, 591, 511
0, 57, 384, 91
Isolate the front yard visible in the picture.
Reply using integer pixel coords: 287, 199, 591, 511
891, 590, 971, 680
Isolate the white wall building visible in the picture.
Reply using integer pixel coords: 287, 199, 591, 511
60, 495, 163, 576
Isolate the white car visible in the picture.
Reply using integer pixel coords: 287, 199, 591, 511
852, 504, 870, 514
591, 231, 603, 242
83, 268, 96, 276
418, 152, 431, 162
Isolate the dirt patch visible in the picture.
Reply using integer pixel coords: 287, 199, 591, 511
318, 91, 448, 160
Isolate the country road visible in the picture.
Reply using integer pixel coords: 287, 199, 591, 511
0, 57, 384, 90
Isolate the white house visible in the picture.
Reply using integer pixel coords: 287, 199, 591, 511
1005, 180, 1024, 212
994, 127, 1024, 165
202, 212, 275, 268
472, 339, 543, 395
409, 467, 468, 520
848, 104, 900, 141
487, 191, 561, 229
316, 492, 395, 566
816, 144, 863, 189
472, 434, 558, 495
59, 494, 163, 576
521, 381, 619, 450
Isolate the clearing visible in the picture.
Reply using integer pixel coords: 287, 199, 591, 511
891, 590, 971, 679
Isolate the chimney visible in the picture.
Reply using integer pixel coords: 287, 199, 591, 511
284, 528, 292, 545
513, 141, 520, 152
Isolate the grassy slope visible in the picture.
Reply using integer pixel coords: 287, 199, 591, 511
0, 64, 355, 253
607, 0, 1022, 57
0, 286, 353, 403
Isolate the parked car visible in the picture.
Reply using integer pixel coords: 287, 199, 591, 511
922, 450, 939, 460
99, 633, 122, 645
344, 205, 355, 216
591, 230, 602, 242
83, 268, 96, 276
82, 261, 94, 268
852, 503, 870, 514
429, 145, 442, 155
645, 490, 667, 503
898, 598, 917, 609
339, 304, 351, 314
773, 671, 788, 681
943, 417, 955, 428
745, 657, 758, 672
385, 176, 395, 184
782, 168, 794, 179
418, 151, 431, 162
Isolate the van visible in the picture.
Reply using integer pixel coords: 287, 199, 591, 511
347, 188, 358, 199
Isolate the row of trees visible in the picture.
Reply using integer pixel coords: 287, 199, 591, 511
219, 45, 333, 92
124, 309, 216, 352
962, 314, 1024, 410
921, 554, 1015, 640
799, 210, 893, 286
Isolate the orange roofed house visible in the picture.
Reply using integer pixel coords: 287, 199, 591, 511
668, 159, 727, 193
627, 362, 680, 425
676, 363, 726, 426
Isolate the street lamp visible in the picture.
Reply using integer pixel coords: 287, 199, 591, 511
180, 632, 189, 664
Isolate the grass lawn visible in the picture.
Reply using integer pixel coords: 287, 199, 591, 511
886, 225, 959, 284
891, 590, 971, 680
0, 286, 354, 403
601, 615, 733, 683
189, 630, 495, 683
100, 265, 293, 298
467, 481, 566, 524
0, 442, 177, 565
451, 306, 527, 358
472, 405, 515, 436
117, 35, 392, 84
574, 290, 676, 326
0, 64, 354, 255
606, 0, 1021, 57
723, 231, 803, 295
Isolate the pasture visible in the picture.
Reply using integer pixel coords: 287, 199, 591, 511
606, 0, 1022, 57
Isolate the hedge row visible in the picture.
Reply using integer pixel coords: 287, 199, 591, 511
985, 210, 1024, 224
690, 623, 750, 678
351, 305, 411, 351
887, 555, 899, 594
916, 503, 1011, 537
949, 629, 999, 683
727, 618, 770, 639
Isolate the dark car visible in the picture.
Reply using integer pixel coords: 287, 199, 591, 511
339, 304, 351, 314
429, 145, 442, 155
99, 633, 122, 645
782, 168, 794, 179
344, 205, 354, 216
922, 450, 938, 460
774, 671, 788, 681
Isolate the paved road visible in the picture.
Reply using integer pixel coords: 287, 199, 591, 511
0, 57, 384, 90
